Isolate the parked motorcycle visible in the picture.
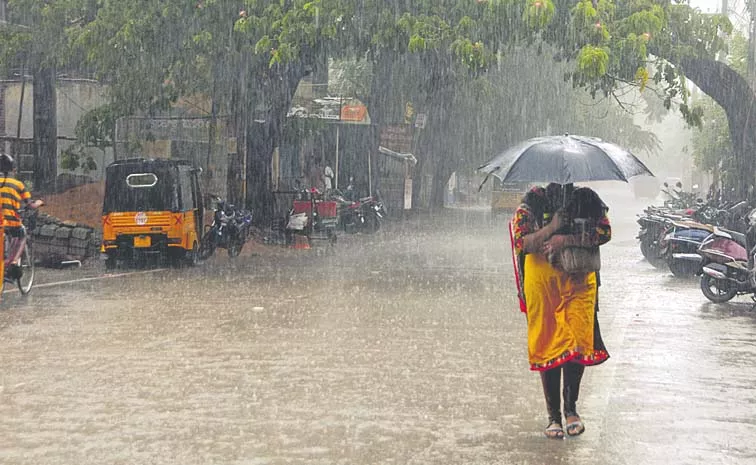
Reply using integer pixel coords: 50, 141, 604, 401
697, 211, 755, 303
340, 195, 386, 234
658, 220, 713, 277
637, 199, 748, 272
692, 199, 748, 230
328, 189, 386, 234
201, 197, 253, 258
637, 212, 676, 268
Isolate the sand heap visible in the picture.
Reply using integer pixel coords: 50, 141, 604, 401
41, 181, 105, 230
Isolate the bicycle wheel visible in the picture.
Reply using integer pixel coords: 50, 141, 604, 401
17, 243, 34, 295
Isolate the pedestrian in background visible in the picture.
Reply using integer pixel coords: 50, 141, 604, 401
306, 157, 324, 191
323, 163, 334, 191
509, 183, 611, 439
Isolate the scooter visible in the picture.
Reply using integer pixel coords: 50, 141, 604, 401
660, 201, 748, 277
637, 213, 676, 268
697, 211, 755, 303
659, 220, 713, 277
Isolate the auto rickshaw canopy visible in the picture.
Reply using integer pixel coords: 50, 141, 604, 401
103, 158, 200, 214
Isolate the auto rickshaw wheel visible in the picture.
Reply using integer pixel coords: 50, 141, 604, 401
166, 248, 185, 268
104, 255, 117, 271
186, 241, 200, 266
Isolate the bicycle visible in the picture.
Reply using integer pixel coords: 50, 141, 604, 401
2, 208, 37, 295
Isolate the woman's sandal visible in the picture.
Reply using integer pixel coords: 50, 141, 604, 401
565, 417, 585, 437
544, 422, 564, 439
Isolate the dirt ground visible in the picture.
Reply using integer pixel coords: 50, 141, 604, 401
41, 181, 105, 229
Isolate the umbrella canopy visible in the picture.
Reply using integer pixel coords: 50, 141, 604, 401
478, 134, 654, 184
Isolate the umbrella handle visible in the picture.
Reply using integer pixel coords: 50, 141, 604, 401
561, 183, 574, 207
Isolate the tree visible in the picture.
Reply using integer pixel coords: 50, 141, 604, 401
691, 96, 731, 189
690, 33, 750, 194
73, 0, 344, 217
10, 0, 755, 208
530, 1, 755, 197
322, 1, 661, 206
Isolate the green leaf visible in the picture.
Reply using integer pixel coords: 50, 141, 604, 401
577, 45, 609, 79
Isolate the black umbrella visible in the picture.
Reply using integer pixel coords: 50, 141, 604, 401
478, 134, 654, 185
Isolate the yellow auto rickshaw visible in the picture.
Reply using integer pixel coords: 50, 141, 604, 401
101, 158, 204, 268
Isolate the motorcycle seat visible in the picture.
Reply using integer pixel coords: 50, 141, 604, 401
712, 226, 747, 247
670, 220, 713, 232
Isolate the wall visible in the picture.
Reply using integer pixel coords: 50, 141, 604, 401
114, 116, 230, 200
1, 79, 114, 185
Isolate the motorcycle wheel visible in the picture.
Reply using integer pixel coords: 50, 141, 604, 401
227, 240, 243, 258
643, 242, 668, 269
668, 259, 699, 278
361, 212, 380, 234
198, 240, 214, 260
639, 238, 652, 259
700, 274, 737, 303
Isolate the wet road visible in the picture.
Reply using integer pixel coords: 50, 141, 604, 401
1, 187, 755, 465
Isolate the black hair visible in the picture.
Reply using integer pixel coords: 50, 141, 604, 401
565, 187, 607, 221
521, 188, 549, 228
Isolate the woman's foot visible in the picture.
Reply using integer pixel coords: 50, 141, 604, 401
565, 415, 585, 436
544, 421, 564, 439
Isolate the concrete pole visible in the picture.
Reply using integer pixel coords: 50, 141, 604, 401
334, 125, 339, 189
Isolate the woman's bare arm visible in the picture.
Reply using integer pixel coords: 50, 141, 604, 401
521, 213, 562, 254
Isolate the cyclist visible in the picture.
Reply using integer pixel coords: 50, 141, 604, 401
0, 153, 43, 279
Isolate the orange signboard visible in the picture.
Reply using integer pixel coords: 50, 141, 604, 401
340, 104, 368, 122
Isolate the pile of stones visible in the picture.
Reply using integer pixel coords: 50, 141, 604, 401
27, 213, 102, 267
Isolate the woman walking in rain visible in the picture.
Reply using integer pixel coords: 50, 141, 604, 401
510, 183, 611, 439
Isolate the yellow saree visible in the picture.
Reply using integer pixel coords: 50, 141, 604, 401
523, 253, 607, 370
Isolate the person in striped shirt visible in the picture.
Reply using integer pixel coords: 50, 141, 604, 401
0, 153, 44, 279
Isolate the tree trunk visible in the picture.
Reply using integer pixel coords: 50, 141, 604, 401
246, 62, 306, 224
680, 57, 756, 198
424, 86, 456, 210
32, 66, 57, 193
366, 52, 395, 200
247, 120, 273, 221
430, 157, 454, 209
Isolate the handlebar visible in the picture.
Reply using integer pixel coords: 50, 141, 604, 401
19, 206, 40, 230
